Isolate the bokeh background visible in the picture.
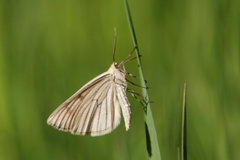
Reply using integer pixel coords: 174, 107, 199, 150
0, 0, 239, 159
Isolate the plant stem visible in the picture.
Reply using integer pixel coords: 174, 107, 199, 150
123, 0, 161, 159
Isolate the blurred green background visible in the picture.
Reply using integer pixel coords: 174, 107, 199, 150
0, 0, 239, 159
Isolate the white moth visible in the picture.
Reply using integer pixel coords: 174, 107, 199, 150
47, 61, 131, 136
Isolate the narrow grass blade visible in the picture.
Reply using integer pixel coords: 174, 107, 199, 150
181, 83, 187, 160
123, 0, 161, 159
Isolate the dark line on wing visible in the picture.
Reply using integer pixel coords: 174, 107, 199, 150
69, 75, 110, 131
85, 82, 113, 133
71, 76, 112, 133
82, 79, 111, 131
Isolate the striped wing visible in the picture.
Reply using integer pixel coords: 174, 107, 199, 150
47, 71, 122, 136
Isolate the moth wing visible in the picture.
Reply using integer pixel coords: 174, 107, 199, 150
47, 71, 122, 136
116, 84, 131, 131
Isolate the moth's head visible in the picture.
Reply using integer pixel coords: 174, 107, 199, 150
113, 61, 125, 69
113, 62, 121, 68
113, 62, 118, 66
110, 62, 126, 74
111, 62, 119, 70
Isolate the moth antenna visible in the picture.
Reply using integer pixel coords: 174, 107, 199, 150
112, 28, 117, 63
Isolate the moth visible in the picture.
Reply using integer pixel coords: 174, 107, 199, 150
47, 36, 132, 136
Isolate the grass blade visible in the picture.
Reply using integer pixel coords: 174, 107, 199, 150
123, 0, 161, 159
181, 83, 187, 160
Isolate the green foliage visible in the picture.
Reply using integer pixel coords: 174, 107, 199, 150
0, 0, 239, 160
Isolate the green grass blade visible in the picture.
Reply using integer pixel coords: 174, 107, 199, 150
181, 83, 187, 160
123, 0, 161, 159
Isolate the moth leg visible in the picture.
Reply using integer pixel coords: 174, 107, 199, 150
127, 88, 153, 112
126, 78, 148, 89
127, 46, 138, 57
120, 46, 139, 65
126, 73, 148, 84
